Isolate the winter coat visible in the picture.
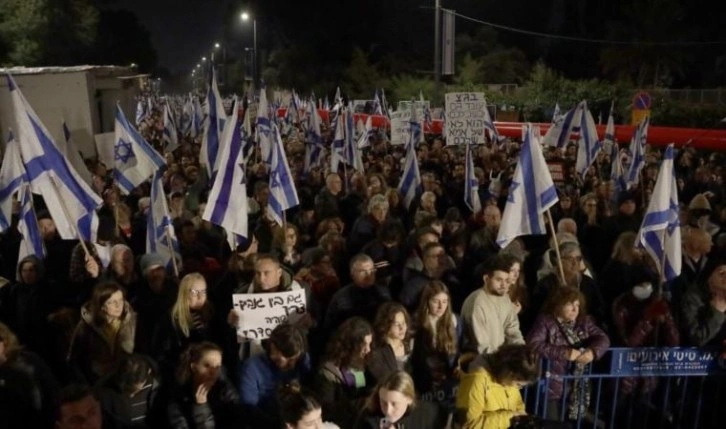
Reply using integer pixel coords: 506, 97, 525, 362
455, 367, 524, 429
166, 375, 242, 429
67, 301, 137, 383
0, 350, 60, 429
525, 314, 610, 400
314, 362, 370, 428
681, 283, 726, 346
612, 292, 680, 394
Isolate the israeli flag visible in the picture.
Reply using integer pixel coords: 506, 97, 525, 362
7, 74, 102, 242
330, 111, 345, 173
497, 124, 559, 248
114, 104, 166, 195
304, 100, 324, 173
543, 102, 583, 148
626, 116, 649, 189
268, 123, 300, 226
190, 96, 204, 139
603, 101, 616, 149
398, 106, 422, 208
135, 99, 147, 126
344, 109, 364, 172
637, 144, 681, 282
464, 143, 482, 213
146, 168, 180, 272
163, 102, 179, 153
60, 123, 93, 186
202, 97, 249, 239
200, 68, 227, 178
0, 132, 25, 231
575, 101, 602, 176
373, 90, 383, 115
357, 115, 375, 149
610, 142, 627, 197
257, 86, 273, 165
17, 183, 45, 270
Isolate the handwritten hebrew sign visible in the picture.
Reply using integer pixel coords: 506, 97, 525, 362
232, 289, 307, 340
445, 92, 488, 145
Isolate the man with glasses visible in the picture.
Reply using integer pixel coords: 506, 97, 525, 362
399, 242, 459, 313
323, 254, 391, 334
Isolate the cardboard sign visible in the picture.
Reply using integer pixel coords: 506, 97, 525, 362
547, 162, 565, 185
445, 92, 488, 145
232, 289, 307, 340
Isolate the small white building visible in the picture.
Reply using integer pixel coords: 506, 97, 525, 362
0, 65, 149, 158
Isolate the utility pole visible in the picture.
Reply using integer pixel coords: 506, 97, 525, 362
434, 0, 441, 84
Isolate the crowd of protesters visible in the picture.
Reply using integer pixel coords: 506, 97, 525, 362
1, 98, 726, 429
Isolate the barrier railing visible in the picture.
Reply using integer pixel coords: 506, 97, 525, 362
521, 347, 726, 429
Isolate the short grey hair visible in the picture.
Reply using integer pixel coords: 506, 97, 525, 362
367, 194, 389, 213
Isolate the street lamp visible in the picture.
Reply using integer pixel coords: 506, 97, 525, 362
240, 11, 258, 88
214, 42, 220, 49
202, 56, 207, 62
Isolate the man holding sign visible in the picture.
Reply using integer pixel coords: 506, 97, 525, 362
227, 254, 316, 360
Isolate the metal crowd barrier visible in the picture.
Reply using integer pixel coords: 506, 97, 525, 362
521, 347, 726, 429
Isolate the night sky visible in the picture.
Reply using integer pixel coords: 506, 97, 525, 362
107, 0, 240, 74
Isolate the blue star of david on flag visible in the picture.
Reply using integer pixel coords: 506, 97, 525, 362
115, 139, 135, 164
507, 181, 520, 203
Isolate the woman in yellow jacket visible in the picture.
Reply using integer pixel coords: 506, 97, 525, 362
456, 344, 539, 429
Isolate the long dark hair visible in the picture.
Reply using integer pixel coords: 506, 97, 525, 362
486, 344, 539, 385
278, 382, 321, 426
175, 342, 221, 385
324, 317, 372, 369
415, 281, 457, 355
88, 281, 126, 326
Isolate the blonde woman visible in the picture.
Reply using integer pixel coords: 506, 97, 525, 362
353, 370, 445, 429
152, 273, 212, 375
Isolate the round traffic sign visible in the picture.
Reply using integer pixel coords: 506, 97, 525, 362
633, 91, 652, 110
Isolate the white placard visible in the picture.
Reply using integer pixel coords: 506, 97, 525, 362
390, 108, 425, 146
445, 92, 488, 145
232, 289, 307, 340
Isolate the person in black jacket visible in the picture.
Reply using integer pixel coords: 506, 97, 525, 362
166, 342, 243, 429
95, 354, 161, 429
353, 370, 446, 429
0, 321, 60, 429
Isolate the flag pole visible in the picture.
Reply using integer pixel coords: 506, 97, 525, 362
49, 175, 91, 257
165, 226, 180, 278
546, 208, 567, 287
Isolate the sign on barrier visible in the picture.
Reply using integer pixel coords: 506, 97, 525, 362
610, 347, 726, 376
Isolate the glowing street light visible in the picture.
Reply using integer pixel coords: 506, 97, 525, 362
202, 56, 207, 62
214, 42, 221, 49
240, 11, 258, 87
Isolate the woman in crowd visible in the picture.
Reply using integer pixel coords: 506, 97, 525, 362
272, 223, 303, 272
279, 383, 340, 429
315, 317, 373, 428
366, 302, 413, 385
167, 342, 242, 429
526, 287, 610, 424
455, 344, 539, 429
411, 281, 461, 404
599, 232, 657, 309
153, 273, 212, 378
0, 322, 60, 429
68, 281, 138, 384
353, 370, 445, 429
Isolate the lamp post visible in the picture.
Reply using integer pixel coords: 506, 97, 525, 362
240, 12, 258, 89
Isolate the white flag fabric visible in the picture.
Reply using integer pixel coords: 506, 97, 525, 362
575, 101, 602, 176
203, 97, 249, 239
330, 112, 345, 173
268, 123, 300, 226
398, 103, 422, 208
7, 74, 102, 241
497, 124, 559, 248
147, 168, 181, 272
543, 102, 583, 148
0, 132, 25, 231
256, 87, 273, 165
163, 102, 179, 153
60, 123, 94, 187
114, 104, 166, 195
200, 68, 227, 178
637, 144, 681, 282
464, 142, 482, 213
17, 183, 45, 273
626, 116, 649, 189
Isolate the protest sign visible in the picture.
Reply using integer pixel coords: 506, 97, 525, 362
610, 347, 726, 376
389, 107, 425, 146
445, 92, 488, 145
232, 289, 307, 340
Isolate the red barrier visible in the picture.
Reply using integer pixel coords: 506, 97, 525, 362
276, 108, 726, 150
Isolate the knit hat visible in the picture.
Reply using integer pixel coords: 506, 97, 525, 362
139, 253, 165, 274
688, 193, 712, 212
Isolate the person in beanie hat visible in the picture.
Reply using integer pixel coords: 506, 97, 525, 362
687, 193, 719, 236
133, 252, 178, 352
604, 190, 641, 255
